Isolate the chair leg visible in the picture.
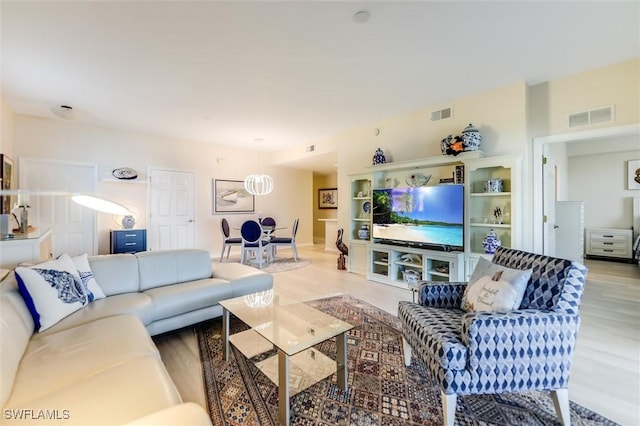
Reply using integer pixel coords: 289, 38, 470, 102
220, 244, 225, 262
550, 388, 570, 426
402, 336, 412, 367
291, 243, 298, 261
441, 391, 457, 426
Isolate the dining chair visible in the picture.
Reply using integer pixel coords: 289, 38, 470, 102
220, 218, 242, 262
269, 218, 299, 261
240, 220, 273, 269
260, 216, 277, 235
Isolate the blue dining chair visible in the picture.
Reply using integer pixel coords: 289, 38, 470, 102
240, 220, 273, 268
220, 218, 242, 262
270, 218, 299, 261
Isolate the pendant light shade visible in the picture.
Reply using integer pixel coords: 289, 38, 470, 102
244, 174, 274, 195
244, 138, 274, 196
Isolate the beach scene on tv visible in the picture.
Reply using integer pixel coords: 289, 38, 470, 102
372, 185, 464, 248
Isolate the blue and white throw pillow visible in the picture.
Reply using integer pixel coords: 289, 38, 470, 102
71, 253, 106, 301
461, 257, 532, 312
15, 255, 91, 332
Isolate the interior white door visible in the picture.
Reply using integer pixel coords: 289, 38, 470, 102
542, 153, 557, 256
20, 158, 97, 256
555, 201, 585, 262
148, 169, 195, 250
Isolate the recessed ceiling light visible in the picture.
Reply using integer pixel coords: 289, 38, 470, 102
352, 10, 370, 24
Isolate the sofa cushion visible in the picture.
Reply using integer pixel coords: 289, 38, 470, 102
37, 292, 154, 336
14, 255, 92, 331
136, 249, 212, 291
88, 253, 140, 295
212, 262, 274, 297
71, 253, 106, 300
3, 356, 182, 426
8, 315, 159, 407
144, 277, 232, 321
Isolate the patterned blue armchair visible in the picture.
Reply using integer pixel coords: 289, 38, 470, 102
398, 247, 588, 426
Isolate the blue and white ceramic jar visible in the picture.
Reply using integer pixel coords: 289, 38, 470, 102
461, 123, 482, 151
482, 229, 501, 254
358, 224, 370, 240
122, 215, 136, 229
372, 148, 386, 165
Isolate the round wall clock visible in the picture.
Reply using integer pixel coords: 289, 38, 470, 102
112, 167, 138, 180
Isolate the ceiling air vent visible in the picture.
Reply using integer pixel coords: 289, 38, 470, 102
431, 106, 453, 121
568, 105, 614, 128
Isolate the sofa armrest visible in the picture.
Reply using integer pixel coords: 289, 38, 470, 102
124, 403, 212, 425
418, 281, 467, 308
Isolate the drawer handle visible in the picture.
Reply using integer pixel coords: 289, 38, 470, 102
603, 242, 613, 245
603, 235, 614, 238
125, 234, 137, 237
124, 242, 137, 246
603, 249, 613, 252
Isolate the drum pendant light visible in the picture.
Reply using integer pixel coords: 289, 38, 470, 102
244, 138, 273, 195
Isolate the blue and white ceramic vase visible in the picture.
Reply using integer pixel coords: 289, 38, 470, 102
122, 215, 136, 230
358, 224, 370, 240
372, 148, 386, 165
461, 123, 482, 151
482, 229, 501, 254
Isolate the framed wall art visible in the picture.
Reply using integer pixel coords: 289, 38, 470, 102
0, 154, 14, 214
628, 160, 640, 190
318, 187, 338, 209
213, 179, 255, 214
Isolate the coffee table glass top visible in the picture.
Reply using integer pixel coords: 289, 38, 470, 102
220, 290, 353, 357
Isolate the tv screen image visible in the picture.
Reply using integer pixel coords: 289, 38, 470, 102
372, 184, 464, 249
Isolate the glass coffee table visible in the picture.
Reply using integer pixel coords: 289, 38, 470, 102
219, 290, 354, 426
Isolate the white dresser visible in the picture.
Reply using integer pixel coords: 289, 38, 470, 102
585, 228, 633, 260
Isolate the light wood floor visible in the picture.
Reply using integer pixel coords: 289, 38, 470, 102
154, 245, 640, 425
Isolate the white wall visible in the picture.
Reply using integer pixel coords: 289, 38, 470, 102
567, 136, 640, 230
12, 114, 313, 255
313, 173, 337, 243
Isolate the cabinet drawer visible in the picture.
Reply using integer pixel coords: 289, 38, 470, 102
111, 230, 147, 254
588, 247, 629, 258
590, 240, 628, 250
589, 231, 629, 243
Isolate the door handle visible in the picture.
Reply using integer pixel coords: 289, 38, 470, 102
187, 219, 195, 223
553, 224, 559, 229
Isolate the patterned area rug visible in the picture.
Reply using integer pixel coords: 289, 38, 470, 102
196, 294, 617, 426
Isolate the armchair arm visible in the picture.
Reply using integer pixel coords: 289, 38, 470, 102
462, 309, 580, 388
418, 281, 467, 308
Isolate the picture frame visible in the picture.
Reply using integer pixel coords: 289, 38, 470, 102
213, 179, 255, 214
318, 187, 338, 209
628, 160, 640, 190
0, 154, 14, 215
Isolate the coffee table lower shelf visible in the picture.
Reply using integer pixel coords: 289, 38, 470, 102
229, 329, 338, 396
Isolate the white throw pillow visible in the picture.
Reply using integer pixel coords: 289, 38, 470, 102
461, 257, 532, 312
71, 253, 106, 301
15, 255, 92, 331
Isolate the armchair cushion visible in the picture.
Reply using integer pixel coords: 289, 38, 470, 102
461, 257, 532, 312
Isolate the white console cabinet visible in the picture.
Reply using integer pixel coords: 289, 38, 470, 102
367, 244, 464, 289
585, 228, 633, 260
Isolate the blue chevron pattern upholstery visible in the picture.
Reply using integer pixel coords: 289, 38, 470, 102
398, 247, 588, 425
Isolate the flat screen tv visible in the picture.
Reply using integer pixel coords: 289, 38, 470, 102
372, 184, 464, 250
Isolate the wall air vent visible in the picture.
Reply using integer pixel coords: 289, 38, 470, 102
431, 106, 453, 121
568, 105, 614, 128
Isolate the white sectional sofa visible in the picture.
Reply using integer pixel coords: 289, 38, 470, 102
0, 249, 273, 425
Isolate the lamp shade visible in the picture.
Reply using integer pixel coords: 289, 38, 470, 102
71, 194, 131, 215
244, 174, 274, 196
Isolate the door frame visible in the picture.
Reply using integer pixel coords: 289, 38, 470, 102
532, 123, 639, 254
147, 166, 196, 251
19, 157, 99, 255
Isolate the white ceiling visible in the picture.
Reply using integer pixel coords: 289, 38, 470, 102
2, 1, 639, 173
